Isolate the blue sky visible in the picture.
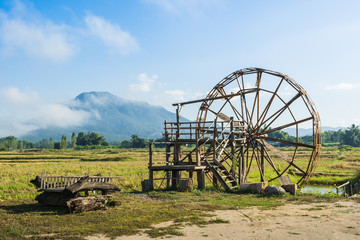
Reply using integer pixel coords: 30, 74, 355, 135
0, 0, 359, 137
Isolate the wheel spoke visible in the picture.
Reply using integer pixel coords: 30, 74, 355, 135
256, 140, 280, 176
241, 74, 253, 128
261, 92, 302, 131
261, 116, 313, 135
253, 143, 265, 181
254, 78, 284, 131
256, 71, 262, 124
245, 145, 255, 177
260, 136, 315, 149
250, 91, 259, 129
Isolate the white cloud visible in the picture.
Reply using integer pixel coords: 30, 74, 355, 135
0, 2, 139, 60
192, 91, 207, 100
130, 73, 158, 92
325, 83, 360, 90
0, 87, 40, 105
144, 0, 222, 15
0, 87, 92, 137
165, 89, 185, 101
0, 3, 75, 61
85, 13, 139, 55
31, 103, 91, 128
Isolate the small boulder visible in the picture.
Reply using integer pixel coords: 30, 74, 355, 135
264, 185, 286, 195
281, 184, 298, 195
348, 194, 359, 199
240, 182, 268, 194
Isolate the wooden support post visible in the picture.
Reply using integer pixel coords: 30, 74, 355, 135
261, 144, 265, 182
213, 118, 218, 185
197, 170, 205, 190
348, 183, 353, 196
196, 127, 200, 166
230, 117, 236, 178
239, 145, 244, 184
149, 143, 154, 189
188, 154, 193, 179
213, 172, 218, 185
164, 123, 171, 188
171, 171, 178, 188
172, 106, 180, 187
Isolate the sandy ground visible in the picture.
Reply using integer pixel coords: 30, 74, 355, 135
86, 200, 360, 240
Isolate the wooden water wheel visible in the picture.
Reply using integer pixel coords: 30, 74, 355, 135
196, 67, 321, 186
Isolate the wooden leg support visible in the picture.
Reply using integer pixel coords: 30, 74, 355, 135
197, 170, 205, 190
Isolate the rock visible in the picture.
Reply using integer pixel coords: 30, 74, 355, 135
348, 194, 359, 199
264, 185, 286, 195
240, 182, 268, 194
67, 195, 113, 213
281, 184, 298, 195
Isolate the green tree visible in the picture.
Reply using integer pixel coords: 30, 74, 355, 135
120, 140, 132, 148
18, 140, 24, 150
54, 142, 61, 149
49, 137, 54, 149
3, 136, 18, 150
76, 132, 109, 148
131, 134, 146, 148
60, 135, 68, 149
340, 124, 360, 147
35, 139, 49, 149
71, 132, 77, 149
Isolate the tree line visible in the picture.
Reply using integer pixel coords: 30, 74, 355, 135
1, 124, 360, 151
0, 132, 157, 151
267, 124, 360, 147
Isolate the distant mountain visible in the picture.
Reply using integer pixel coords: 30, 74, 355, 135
22, 91, 184, 142
283, 126, 344, 137
20, 91, 346, 142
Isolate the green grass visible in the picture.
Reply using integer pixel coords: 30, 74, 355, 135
1, 190, 348, 239
0, 147, 359, 239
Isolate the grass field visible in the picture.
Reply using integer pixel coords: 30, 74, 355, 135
0, 147, 359, 239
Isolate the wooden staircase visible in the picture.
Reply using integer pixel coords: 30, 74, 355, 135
201, 137, 238, 191
205, 159, 238, 191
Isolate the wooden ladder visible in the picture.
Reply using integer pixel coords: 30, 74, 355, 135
205, 159, 237, 191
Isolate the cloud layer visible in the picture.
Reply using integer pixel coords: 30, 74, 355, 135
0, 87, 92, 137
144, 0, 222, 15
130, 73, 158, 92
85, 13, 139, 55
325, 83, 360, 90
0, 3, 74, 61
0, 2, 138, 61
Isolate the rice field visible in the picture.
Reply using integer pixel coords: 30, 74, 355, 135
0, 146, 359, 201
0, 147, 359, 239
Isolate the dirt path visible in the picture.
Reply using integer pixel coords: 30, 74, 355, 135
87, 200, 360, 240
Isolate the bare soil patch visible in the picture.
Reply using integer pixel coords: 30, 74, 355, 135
87, 200, 360, 240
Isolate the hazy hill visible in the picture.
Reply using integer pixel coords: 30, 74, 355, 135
22, 91, 182, 142
21, 91, 344, 142
283, 126, 343, 137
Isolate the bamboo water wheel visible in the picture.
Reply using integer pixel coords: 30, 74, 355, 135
196, 67, 321, 186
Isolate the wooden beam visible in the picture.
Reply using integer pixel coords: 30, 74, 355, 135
172, 88, 258, 106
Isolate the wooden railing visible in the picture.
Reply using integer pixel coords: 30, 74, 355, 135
336, 181, 353, 196
39, 174, 119, 190
164, 120, 245, 140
